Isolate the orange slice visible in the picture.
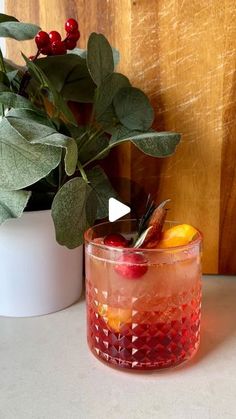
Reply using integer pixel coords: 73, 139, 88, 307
98, 304, 132, 332
157, 224, 198, 248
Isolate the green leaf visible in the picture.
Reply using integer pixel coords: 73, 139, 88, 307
36, 54, 95, 103
0, 190, 31, 224
76, 130, 109, 164
0, 14, 18, 23
70, 48, 87, 59
6, 108, 53, 127
97, 104, 118, 130
0, 92, 38, 110
132, 133, 181, 157
0, 71, 10, 92
51, 177, 97, 248
113, 87, 154, 131
87, 166, 117, 219
6, 115, 77, 176
95, 73, 131, 120
110, 125, 181, 157
32, 134, 78, 177
0, 116, 61, 190
87, 33, 114, 86
72, 47, 120, 67
36, 54, 87, 91
0, 21, 40, 40
23, 54, 77, 125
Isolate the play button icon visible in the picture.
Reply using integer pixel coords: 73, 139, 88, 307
108, 198, 131, 222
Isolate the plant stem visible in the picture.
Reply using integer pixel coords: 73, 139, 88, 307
0, 48, 6, 116
77, 160, 89, 183
0, 48, 6, 73
19, 49, 41, 97
58, 162, 62, 189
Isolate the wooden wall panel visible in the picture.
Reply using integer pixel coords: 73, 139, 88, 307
5, 0, 236, 274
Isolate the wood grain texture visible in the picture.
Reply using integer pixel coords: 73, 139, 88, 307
5, 0, 236, 273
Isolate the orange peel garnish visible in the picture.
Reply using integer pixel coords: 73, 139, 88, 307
156, 224, 198, 248
98, 303, 132, 332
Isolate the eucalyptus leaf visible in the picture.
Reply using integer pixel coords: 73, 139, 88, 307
6, 108, 53, 127
87, 33, 114, 86
113, 87, 154, 131
95, 73, 131, 120
6, 115, 77, 176
72, 47, 120, 67
87, 166, 117, 219
110, 125, 181, 157
97, 104, 118, 130
6, 69, 19, 83
0, 71, 10, 86
0, 92, 38, 111
0, 71, 10, 92
23, 54, 77, 125
36, 54, 88, 91
0, 13, 18, 23
0, 190, 31, 224
0, 117, 61, 190
32, 134, 78, 176
70, 48, 87, 59
36, 54, 95, 103
51, 177, 97, 248
76, 131, 109, 164
0, 21, 40, 40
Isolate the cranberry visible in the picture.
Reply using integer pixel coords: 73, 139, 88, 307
64, 38, 77, 50
49, 31, 61, 43
114, 253, 148, 279
65, 18, 78, 33
35, 31, 50, 48
51, 40, 67, 55
104, 233, 129, 248
67, 30, 80, 42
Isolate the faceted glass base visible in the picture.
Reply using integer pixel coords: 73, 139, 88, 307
87, 283, 201, 371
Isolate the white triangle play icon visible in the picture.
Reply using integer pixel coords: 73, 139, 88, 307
108, 198, 130, 222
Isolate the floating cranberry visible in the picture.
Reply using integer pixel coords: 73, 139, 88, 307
114, 253, 148, 279
104, 233, 129, 248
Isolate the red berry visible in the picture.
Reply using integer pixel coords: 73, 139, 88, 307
67, 30, 80, 42
35, 31, 50, 48
28, 55, 35, 61
65, 18, 78, 33
49, 31, 61, 43
64, 38, 77, 50
104, 233, 129, 248
114, 253, 148, 279
51, 40, 67, 55
40, 45, 52, 56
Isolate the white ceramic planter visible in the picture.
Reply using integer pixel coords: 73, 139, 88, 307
0, 210, 83, 317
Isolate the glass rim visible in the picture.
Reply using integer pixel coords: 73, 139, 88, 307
84, 219, 203, 253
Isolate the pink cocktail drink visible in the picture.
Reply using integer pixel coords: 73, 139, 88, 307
85, 220, 202, 370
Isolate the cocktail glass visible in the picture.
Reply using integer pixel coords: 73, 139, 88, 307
85, 220, 202, 370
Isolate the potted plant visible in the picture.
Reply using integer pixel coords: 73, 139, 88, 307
0, 14, 180, 317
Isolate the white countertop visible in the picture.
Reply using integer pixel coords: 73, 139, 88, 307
1, 276, 236, 419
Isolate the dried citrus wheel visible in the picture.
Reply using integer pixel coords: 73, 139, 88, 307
156, 224, 198, 248
98, 303, 132, 333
